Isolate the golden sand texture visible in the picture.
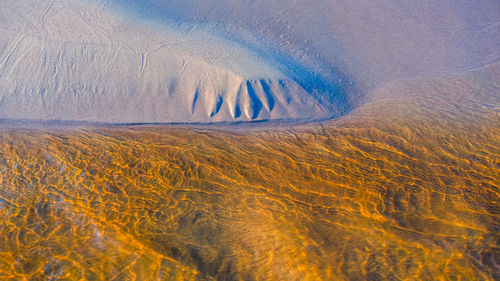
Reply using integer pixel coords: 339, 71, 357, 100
0, 120, 498, 280
0, 66, 499, 280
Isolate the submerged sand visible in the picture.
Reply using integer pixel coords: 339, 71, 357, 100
0, 64, 498, 280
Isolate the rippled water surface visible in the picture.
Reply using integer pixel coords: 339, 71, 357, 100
0, 68, 499, 280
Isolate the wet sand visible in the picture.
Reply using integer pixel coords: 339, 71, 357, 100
0, 65, 499, 280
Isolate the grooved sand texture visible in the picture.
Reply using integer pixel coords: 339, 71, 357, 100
0, 63, 498, 280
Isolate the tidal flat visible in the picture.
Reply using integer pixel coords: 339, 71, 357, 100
0, 65, 498, 280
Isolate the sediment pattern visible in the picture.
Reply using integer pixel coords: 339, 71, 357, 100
0, 101, 498, 280
0, 0, 341, 123
0, 63, 499, 280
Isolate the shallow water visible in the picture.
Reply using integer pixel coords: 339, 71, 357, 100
0, 65, 499, 280
0, 116, 498, 280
